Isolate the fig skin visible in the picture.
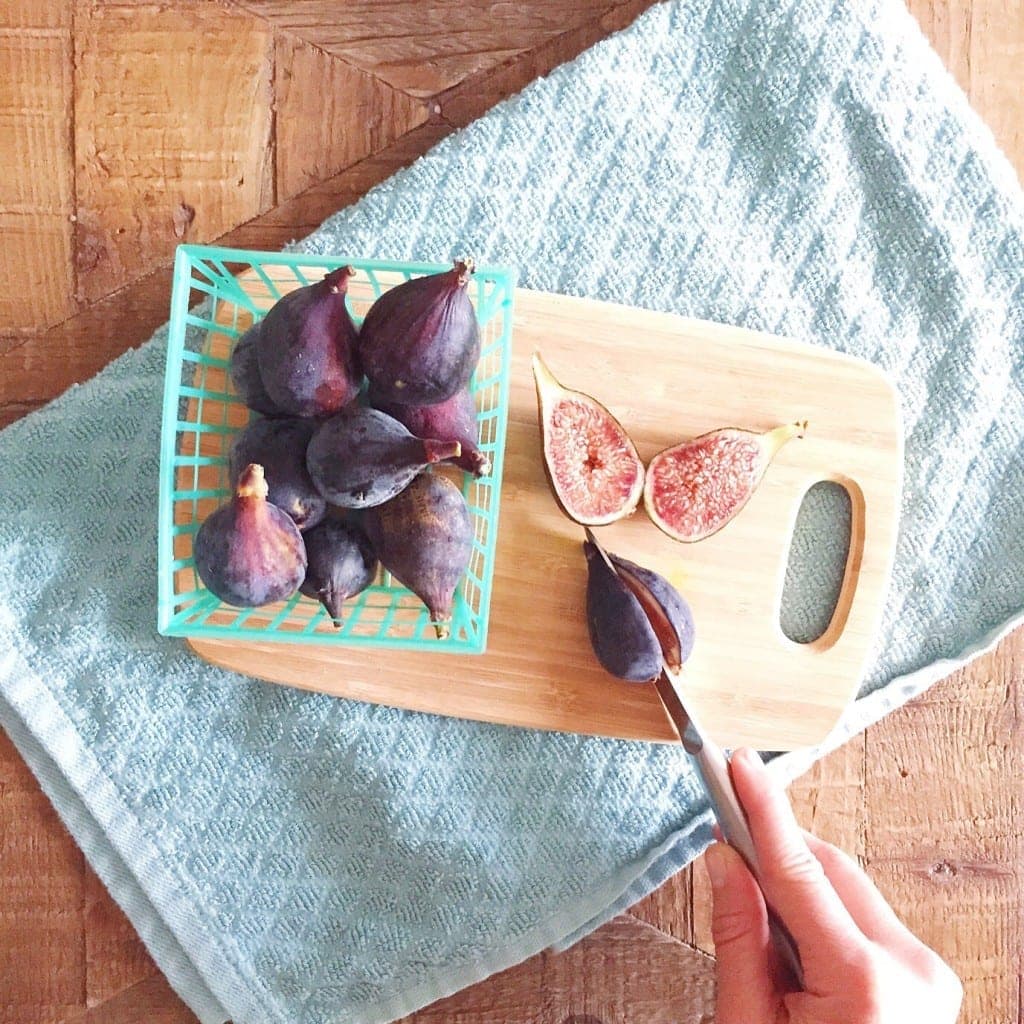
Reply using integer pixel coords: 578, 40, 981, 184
369, 384, 490, 477
307, 406, 460, 509
357, 260, 481, 407
364, 473, 473, 639
533, 352, 644, 527
228, 322, 283, 416
194, 463, 307, 608
645, 422, 807, 543
299, 519, 378, 625
228, 417, 326, 532
256, 266, 361, 418
583, 537, 695, 682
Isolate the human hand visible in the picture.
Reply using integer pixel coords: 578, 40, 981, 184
704, 747, 963, 1024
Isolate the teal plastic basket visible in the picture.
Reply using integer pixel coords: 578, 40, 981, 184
157, 244, 516, 653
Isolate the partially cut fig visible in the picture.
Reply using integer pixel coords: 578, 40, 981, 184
583, 530, 695, 682
645, 422, 807, 543
533, 353, 644, 526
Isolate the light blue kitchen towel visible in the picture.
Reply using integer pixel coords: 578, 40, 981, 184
1, 0, 1022, 1021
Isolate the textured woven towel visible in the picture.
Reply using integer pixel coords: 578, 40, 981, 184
2, 0, 1022, 1021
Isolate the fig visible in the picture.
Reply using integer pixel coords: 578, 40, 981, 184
583, 531, 695, 682
357, 260, 480, 406
256, 266, 361, 418
369, 384, 491, 477
299, 519, 378, 625
194, 463, 306, 608
307, 407, 460, 509
228, 322, 282, 416
363, 473, 473, 639
227, 417, 326, 532
533, 352, 644, 526
645, 422, 807, 542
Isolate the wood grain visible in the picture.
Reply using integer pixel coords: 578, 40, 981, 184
275, 34, 427, 201
0, 0, 76, 331
0, 2, 1022, 1022
73, 0, 276, 305
232, 0, 627, 97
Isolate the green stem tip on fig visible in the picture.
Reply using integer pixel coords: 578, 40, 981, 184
533, 352, 645, 527
645, 421, 808, 543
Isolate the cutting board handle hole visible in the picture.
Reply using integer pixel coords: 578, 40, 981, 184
779, 481, 853, 645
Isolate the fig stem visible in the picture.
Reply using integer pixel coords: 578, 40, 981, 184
762, 421, 807, 459
434, 622, 451, 640
235, 463, 269, 501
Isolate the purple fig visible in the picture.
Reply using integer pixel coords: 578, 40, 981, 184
228, 417, 326, 532
307, 407, 460, 509
256, 266, 361, 418
194, 464, 307, 608
364, 473, 473, 639
583, 535, 695, 682
357, 260, 481, 406
369, 385, 491, 477
299, 519, 378, 625
228, 322, 283, 416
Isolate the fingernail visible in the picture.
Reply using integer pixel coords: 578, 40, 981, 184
704, 843, 729, 890
735, 747, 765, 772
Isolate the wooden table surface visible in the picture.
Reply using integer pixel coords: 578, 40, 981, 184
2, 2, 1021, 1023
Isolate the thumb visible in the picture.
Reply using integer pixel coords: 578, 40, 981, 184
705, 842, 779, 1024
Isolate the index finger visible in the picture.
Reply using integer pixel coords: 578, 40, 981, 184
729, 748, 869, 974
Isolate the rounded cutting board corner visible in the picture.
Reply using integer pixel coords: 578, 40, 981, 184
188, 288, 903, 752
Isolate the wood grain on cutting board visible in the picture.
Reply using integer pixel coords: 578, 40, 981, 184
186, 283, 902, 751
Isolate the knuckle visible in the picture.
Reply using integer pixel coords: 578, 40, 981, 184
711, 906, 755, 950
766, 843, 826, 888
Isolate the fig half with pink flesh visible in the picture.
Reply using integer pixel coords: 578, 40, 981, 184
533, 353, 644, 526
644, 421, 807, 543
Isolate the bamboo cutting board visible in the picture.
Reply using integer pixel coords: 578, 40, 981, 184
190, 288, 903, 750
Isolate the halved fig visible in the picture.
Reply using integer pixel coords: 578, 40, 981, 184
645, 422, 807, 543
533, 353, 644, 526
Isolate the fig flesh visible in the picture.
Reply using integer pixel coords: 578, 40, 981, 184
228, 417, 326, 532
369, 384, 490, 477
194, 463, 306, 608
299, 519, 378, 625
307, 406, 460, 509
256, 266, 361, 418
228, 322, 282, 416
357, 260, 480, 406
363, 473, 473, 639
533, 352, 644, 526
583, 532, 695, 682
645, 422, 806, 542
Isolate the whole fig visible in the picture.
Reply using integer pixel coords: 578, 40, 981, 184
300, 519, 378, 625
194, 463, 307, 607
228, 417, 326, 531
357, 260, 480, 406
369, 384, 491, 477
584, 535, 695, 682
364, 473, 473, 639
228, 322, 282, 416
307, 406, 460, 509
256, 266, 361, 418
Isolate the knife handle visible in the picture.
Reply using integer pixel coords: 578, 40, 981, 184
693, 741, 805, 989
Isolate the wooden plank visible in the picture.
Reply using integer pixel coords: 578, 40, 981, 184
399, 915, 715, 1023
864, 637, 1023, 1024
85, 869, 158, 1009
233, 0, 623, 96
275, 34, 427, 201
61, 975, 198, 1024
437, 0, 660, 127
73, 0, 275, 305
0, 729, 86, 1024
0, 0, 76, 330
